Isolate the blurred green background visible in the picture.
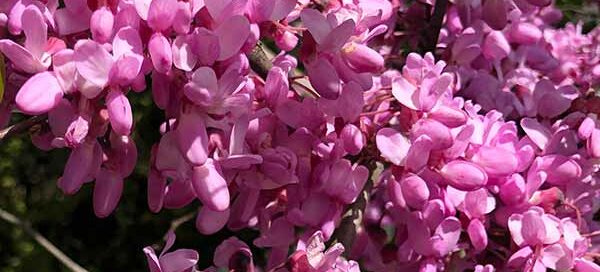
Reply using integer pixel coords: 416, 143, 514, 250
0, 1, 598, 271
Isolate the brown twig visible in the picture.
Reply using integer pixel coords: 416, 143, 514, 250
0, 115, 46, 142
0, 207, 89, 272
168, 212, 195, 234
422, 0, 449, 55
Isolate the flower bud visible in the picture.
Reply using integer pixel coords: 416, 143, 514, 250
196, 206, 230, 235
483, 31, 511, 60
341, 42, 384, 73
16, 72, 64, 115
93, 168, 124, 218
90, 7, 114, 44
482, 0, 508, 30
509, 22, 542, 45
440, 160, 488, 191
192, 159, 230, 211
148, 33, 172, 74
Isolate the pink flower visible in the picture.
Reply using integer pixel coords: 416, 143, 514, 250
144, 231, 199, 272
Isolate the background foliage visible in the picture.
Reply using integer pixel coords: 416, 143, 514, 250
0, 1, 598, 271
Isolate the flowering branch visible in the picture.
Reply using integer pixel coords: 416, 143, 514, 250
0, 207, 89, 272
0, 42, 277, 143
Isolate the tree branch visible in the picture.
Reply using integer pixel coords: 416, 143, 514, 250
0, 207, 89, 272
422, 0, 449, 54
0, 115, 46, 142
168, 211, 195, 233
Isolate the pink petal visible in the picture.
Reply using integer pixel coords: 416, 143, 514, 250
109, 54, 143, 86
588, 128, 600, 157
320, 20, 355, 52
93, 168, 124, 218
300, 9, 332, 44
419, 73, 453, 112
7, 0, 26, 35
109, 134, 138, 177
15, 71, 63, 115
0, 39, 47, 73
184, 67, 218, 106
52, 49, 76, 94
306, 57, 341, 99
172, 35, 198, 71
499, 174, 526, 206
428, 105, 468, 128
464, 188, 490, 219
471, 146, 518, 177
155, 132, 188, 174
578, 117, 595, 140
159, 249, 199, 272
248, 0, 276, 22
189, 28, 219, 66
482, 0, 507, 30
59, 141, 102, 194
147, 0, 177, 32
90, 7, 114, 44
215, 15, 250, 61
521, 117, 551, 150
540, 243, 570, 270
574, 259, 600, 272
191, 159, 230, 211
21, 5, 47, 58
53, 4, 91, 36
375, 128, 410, 166
270, 0, 296, 20
48, 98, 77, 136
529, 155, 581, 185
147, 168, 167, 213
172, 2, 192, 34
149, 33, 173, 74
509, 22, 542, 45
214, 237, 252, 268
143, 247, 162, 272
410, 119, 453, 150
134, 0, 151, 20
112, 26, 143, 58
440, 160, 488, 191
176, 110, 209, 165
467, 219, 488, 251
254, 217, 295, 247
74, 40, 114, 91
400, 174, 429, 209
341, 42, 384, 73
507, 246, 533, 268
196, 206, 230, 235
391, 76, 418, 110
482, 31, 510, 60
337, 81, 365, 122
204, 0, 247, 23
521, 209, 546, 246
340, 124, 364, 156
406, 135, 433, 172
431, 217, 462, 257
106, 88, 133, 135
164, 180, 196, 209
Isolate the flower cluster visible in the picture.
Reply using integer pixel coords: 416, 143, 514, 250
1, 0, 600, 271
